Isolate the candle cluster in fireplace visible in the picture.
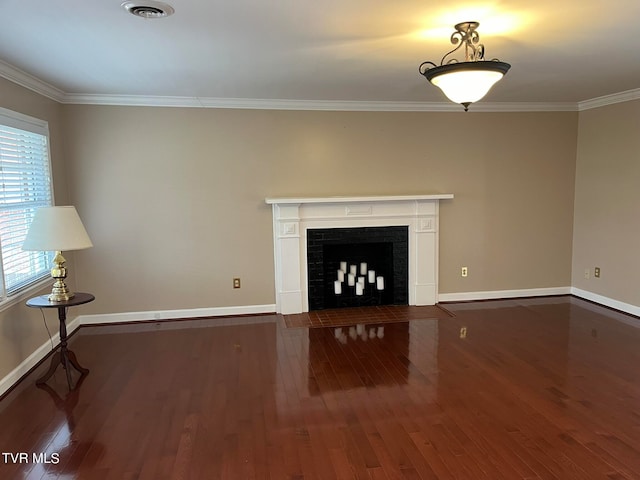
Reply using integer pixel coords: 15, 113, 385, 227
334, 261, 385, 296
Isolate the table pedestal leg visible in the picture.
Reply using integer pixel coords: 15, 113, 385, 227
35, 348, 89, 389
35, 351, 62, 385
35, 306, 89, 389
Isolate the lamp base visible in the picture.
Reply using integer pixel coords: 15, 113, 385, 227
48, 290, 75, 303
48, 251, 75, 303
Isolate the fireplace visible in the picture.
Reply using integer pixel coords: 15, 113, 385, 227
307, 226, 408, 310
266, 194, 453, 314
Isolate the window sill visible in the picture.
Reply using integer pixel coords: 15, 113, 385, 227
0, 278, 52, 313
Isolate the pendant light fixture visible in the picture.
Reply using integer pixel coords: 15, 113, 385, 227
419, 22, 510, 111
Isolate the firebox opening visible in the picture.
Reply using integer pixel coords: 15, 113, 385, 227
307, 226, 408, 311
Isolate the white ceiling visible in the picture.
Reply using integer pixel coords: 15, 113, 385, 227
1, 0, 639, 110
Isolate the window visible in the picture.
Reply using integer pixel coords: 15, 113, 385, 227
0, 108, 53, 300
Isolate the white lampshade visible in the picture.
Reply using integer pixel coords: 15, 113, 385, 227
22, 206, 93, 252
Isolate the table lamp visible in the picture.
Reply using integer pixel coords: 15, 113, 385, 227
22, 206, 93, 302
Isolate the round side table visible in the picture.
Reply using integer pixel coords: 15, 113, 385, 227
26, 292, 94, 389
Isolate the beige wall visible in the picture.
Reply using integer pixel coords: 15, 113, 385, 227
0, 78, 70, 381
0, 76, 584, 383
61, 105, 578, 315
572, 99, 640, 306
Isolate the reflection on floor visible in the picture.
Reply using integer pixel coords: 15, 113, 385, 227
307, 322, 415, 393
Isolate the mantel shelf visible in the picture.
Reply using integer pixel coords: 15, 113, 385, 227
265, 194, 454, 205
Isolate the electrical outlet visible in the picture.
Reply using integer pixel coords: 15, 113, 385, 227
459, 327, 467, 339
594, 267, 600, 278
461, 266, 468, 277
584, 268, 590, 279
233, 278, 241, 288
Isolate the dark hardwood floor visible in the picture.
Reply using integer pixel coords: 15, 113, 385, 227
1, 296, 639, 479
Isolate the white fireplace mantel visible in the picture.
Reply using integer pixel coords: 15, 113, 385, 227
266, 194, 454, 314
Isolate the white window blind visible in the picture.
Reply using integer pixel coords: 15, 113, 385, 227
0, 108, 53, 298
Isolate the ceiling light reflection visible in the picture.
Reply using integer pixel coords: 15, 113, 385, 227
414, 7, 532, 40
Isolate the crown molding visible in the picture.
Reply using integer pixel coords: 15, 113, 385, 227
61, 94, 578, 112
189, 97, 578, 112
0, 59, 65, 102
578, 88, 640, 111
61, 93, 204, 108
462, 102, 577, 112
0, 58, 634, 113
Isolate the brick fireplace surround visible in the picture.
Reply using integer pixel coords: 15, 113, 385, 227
266, 195, 453, 314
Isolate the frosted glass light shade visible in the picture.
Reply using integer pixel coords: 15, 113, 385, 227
22, 206, 93, 252
431, 69, 504, 104
424, 60, 510, 109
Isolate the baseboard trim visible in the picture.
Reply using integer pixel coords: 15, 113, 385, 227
0, 304, 275, 398
438, 287, 571, 303
570, 288, 640, 317
76, 304, 277, 325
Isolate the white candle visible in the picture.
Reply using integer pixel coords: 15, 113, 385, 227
337, 270, 345, 282
376, 276, 384, 290
368, 270, 375, 283
350, 265, 357, 275
377, 326, 384, 338
349, 327, 357, 339
334, 328, 342, 339
360, 262, 367, 275
357, 276, 365, 286
356, 283, 363, 295
334, 280, 342, 294
356, 324, 364, 335
340, 261, 347, 272
348, 274, 355, 286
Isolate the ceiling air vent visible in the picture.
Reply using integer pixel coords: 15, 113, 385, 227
121, 1, 175, 19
